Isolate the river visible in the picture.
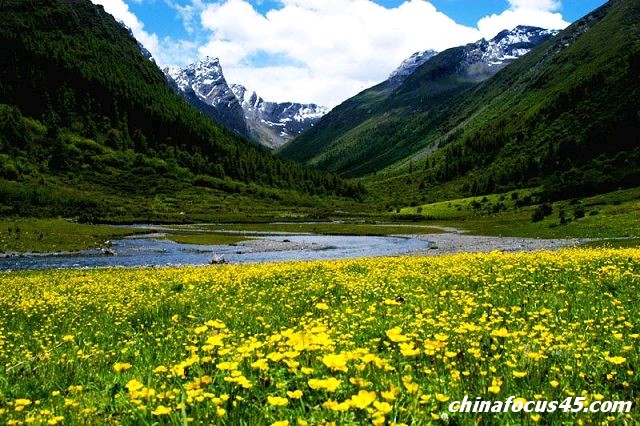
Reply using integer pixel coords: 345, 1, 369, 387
0, 234, 432, 271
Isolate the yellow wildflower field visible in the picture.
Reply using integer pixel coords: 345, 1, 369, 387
0, 249, 638, 425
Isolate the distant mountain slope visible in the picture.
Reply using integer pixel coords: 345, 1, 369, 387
0, 0, 361, 220
164, 58, 249, 138
366, 0, 640, 203
165, 59, 327, 148
231, 84, 327, 149
279, 26, 558, 177
387, 50, 438, 88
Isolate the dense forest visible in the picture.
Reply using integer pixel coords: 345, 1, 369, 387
0, 0, 364, 220
283, 0, 640, 205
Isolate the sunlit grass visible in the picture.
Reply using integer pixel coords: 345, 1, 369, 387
161, 232, 249, 246
0, 219, 145, 253
1, 250, 638, 424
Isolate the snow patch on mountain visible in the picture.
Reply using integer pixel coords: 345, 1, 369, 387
459, 26, 560, 79
388, 26, 559, 87
164, 58, 328, 148
231, 83, 328, 148
388, 50, 438, 86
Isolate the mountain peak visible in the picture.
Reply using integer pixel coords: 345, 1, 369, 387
388, 49, 438, 86
458, 26, 560, 77
165, 60, 329, 148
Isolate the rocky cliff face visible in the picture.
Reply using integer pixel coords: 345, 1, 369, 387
164, 58, 327, 148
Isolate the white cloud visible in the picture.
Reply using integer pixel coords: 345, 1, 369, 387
198, 0, 480, 106
91, 0, 160, 54
94, 0, 571, 107
90, 0, 194, 66
165, 0, 206, 34
477, 0, 569, 39
508, 0, 561, 11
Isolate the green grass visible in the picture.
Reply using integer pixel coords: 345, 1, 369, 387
0, 218, 146, 253
1, 250, 638, 425
580, 238, 640, 249
181, 222, 446, 236
398, 187, 640, 239
160, 232, 250, 246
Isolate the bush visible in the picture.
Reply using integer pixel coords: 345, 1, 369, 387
532, 203, 553, 222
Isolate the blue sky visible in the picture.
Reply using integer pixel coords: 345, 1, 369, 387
95, 0, 607, 106
127, 0, 605, 43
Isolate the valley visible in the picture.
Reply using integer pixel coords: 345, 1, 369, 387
1, 0, 640, 424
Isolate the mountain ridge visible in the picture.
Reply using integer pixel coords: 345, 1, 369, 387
279, 25, 559, 176
366, 0, 640, 203
164, 58, 328, 148
0, 0, 362, 221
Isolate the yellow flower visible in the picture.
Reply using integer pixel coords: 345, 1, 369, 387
435, 393, 449, 402
350, 390, 376, 409
308, 377, 342, 392
153, 365, 168, 374
381, 387, 398, 401
550, 380, 560, 388
216, 407, 226, 417
434, 333, 449, 342
251, 358, 269, 371
399, 343, 421, 357
488, 385, 501, 394
420, 395, 432, 405
404, 382, 419, 393
267, 396, 289, 407
194, 325, 208, 334
322, 353, 348, 372
373, 401, 393, 414
322, 399, 351, 411
113, 362, 132, 373
14, 399, 32, 406
126, 379, 144, 392
272, 421, 289, 426
216, 361, 238, 371
606, 356, 626, 365
151, 405, 172, 416
62, 335, 74, 342
205, 320, 227, 329
513, 371, 527, 378
287, 390, 303, 399
386, 327, 409, 342
316, 303, 329, 310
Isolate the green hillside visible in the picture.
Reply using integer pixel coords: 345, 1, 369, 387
278, 46, 479, 177
0, 0, 364, 222
282, 0, 640, 206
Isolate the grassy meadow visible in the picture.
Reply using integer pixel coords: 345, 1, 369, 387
399, 187, 640, 240
1, 249, 638, 425
0, 219, 148, 253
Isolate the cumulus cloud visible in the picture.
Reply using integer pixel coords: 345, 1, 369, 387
198, 0, 481, 106
91, 0, 159, 53
477, 0, 569, 39
93, 0, 571, 107
91, 0, 196, 66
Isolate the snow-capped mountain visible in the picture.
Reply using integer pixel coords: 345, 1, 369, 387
164, 58, 248, 137
387, 26, 559, 87
231, 84, 328, 149
388, 50, 438, 87
458, 26, 560, 80
164, 58, 327, 148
